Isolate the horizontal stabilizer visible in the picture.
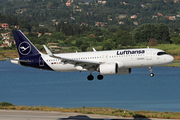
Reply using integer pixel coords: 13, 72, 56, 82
12, 58, 31, 63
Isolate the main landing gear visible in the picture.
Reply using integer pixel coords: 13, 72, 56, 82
87, 74, 94, 81
149, 67, 154, 77
87, 74, 104, 81
97, 75, 103, 80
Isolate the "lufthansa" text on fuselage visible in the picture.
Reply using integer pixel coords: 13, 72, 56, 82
117, 50, 145, 55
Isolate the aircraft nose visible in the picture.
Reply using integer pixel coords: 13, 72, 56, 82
168, 55, 174, 63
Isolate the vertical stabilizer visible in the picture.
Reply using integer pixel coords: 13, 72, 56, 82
12, 30, 40, 58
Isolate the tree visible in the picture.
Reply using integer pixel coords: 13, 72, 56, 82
75, 40, 84, 47
50, 32, 67, 40
103, 39, 115, 50
170, 36, 180, 45
19, 20, 32, 32
111, 30, 136, 47
148, 38, 158, 46
132, 23, 170, 44
80, 42, 89, 51
46, 2, 53, 9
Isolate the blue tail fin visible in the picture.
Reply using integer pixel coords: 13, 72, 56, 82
12, 30, 40, 58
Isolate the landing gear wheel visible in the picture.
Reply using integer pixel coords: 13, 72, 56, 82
87, 74, 94, 81
97, 75, 103, 80
150, 73, 154, 77
149, 67, 154, 77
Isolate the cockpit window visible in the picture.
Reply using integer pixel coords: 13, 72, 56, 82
157, 52, 167, 56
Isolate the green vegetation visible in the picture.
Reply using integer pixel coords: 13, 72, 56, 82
0, 102, 14, 106
1, 0, 180, 30
163, 60, 180, 67
0, 50, 18, 60
151, 44, 180, 55
0, 103, 180, 119
1, 0, 180, 62
1, 23, 172, 52
133, 23, 170, 44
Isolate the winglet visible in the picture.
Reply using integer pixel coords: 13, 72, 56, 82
92, 47, 96, 52
43, 45, 53, 56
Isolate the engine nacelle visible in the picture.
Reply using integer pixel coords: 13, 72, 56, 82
117, 68, 131, 75
99, 63, 118, 75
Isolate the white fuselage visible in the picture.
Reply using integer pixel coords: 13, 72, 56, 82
41, 48, 174, 72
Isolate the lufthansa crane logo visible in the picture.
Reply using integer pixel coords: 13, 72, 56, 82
18, 42, 31, 55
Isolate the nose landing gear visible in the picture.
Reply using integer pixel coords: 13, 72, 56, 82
149, 67, 154, 77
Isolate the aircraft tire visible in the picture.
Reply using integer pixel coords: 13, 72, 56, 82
87, 75, 94, 81
150, 73, 154, 77
97, 75, 103, 80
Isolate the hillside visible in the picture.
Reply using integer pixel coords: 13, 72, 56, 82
0, 0, 180, 32
1, 0, 180, 57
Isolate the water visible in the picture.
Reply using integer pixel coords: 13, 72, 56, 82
0, 61, 180, 112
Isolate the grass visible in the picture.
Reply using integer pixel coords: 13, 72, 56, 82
0, 50, 18, 60
0, 105, 180, 119
163, 60, 180, 67
0, 102, 14, 106
150, 44, 180, 55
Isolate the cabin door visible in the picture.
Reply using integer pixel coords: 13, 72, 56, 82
39, 56, 44, 66
146, 50, 152, 60
101, 55, 108, 62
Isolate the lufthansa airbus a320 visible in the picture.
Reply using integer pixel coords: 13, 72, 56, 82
11, 30, 174, 80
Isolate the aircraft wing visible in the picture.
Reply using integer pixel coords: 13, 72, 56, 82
53, 55, 100, 68
43, 45, 102, 69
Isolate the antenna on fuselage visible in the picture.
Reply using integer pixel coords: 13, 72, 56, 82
147, 46, 149, 49
92, 47, 96, 52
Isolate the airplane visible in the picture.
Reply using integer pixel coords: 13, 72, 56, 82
10, 30, 174, 81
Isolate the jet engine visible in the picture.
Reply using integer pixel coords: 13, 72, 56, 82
98, 62, 131, 75
99, 63, 118, 75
